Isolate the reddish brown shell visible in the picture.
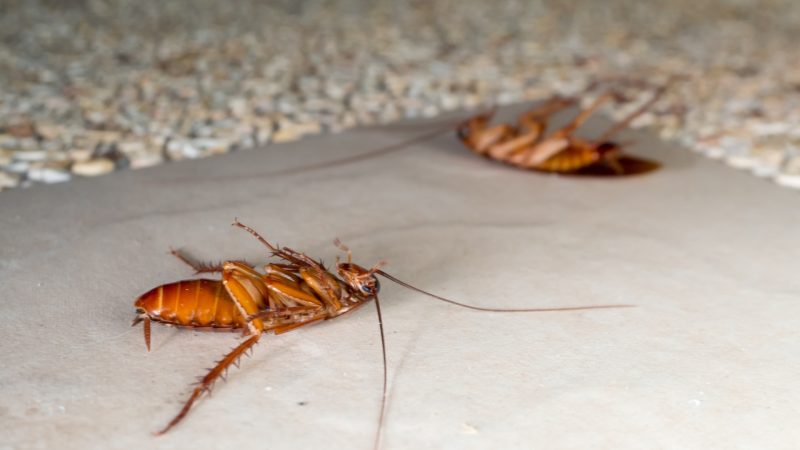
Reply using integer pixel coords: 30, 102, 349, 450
135, 279, 246, 328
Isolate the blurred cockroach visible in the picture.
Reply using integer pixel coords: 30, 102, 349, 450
133, 220, 631, 448
457, 85, 669, 176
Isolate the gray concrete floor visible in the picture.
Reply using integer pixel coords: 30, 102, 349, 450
1, 106, 799, 449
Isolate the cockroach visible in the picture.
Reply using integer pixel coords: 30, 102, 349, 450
456, 85, 669, 176
132, 220, 632, 448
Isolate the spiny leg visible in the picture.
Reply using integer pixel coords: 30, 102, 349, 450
170, 247, 225, 274
334, 238, 353, 264
232, 219, 280, 253
486, 130, 544, 161
232, 219, 309, 268
131, 315, 152, 352
596, 83, 669, 143
155, 262, 268, 435
471, 123, 515, 154
513, 92, 616, 169
154, 334, 261, 435
509, 136, 570, 168
517, 96, 576, 133
552, 91, 616, 138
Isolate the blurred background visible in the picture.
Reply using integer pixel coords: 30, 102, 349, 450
1, 0, 799, 190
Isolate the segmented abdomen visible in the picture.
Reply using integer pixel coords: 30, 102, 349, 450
531, 146, 598, 173
135, 279, 245, 328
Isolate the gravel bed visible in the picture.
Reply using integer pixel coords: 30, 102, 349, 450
2, 0, 800, 191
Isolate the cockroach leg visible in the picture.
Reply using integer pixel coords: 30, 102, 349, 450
153, 334, 261, 436
155, 261, 271, 435
473, 124, 516, 154
170, 247, 224, 274
517, 96, 576, 133
333, 238, 352, 264
272, 314, 326, 334
232, 218, 281, 254
486, 131, 542, 161
596, 82, 670, 144
556, 91, 616, 137
131, 315, 152, 352
144, 317, 151, 352
221, 263, 271, 334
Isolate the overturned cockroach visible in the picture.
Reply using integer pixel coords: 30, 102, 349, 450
133, 220, 631, 447
457, 85, 669, 176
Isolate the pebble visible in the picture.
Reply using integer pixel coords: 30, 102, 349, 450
0, 171, 20, 189
130, 154, 163, 169
5, 161, 30, 173
13, 150, 48, 162
68, 148, 94, 163
28, 168, 71, 184
71, 158, 115, 177
774, 173, 800, 190
272, 121, 306, 143
0, 148, 12, 166
118, 140, 146, 155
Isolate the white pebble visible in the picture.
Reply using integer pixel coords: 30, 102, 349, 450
724, 155, 755, 170
130, 154, 163, 169
72, 158, 115, 177
28, 168, 71, 184
118, 140, 146, 154
13, 150, 48, 162
774, 174, 800, 189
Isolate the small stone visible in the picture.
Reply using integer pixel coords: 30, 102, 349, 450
5, 161, 29, 173
0, 148, 12, 166
84, 110, 108, 128
272, 121, 304, 143
36, 123, 62, 140
118, 140, 146, 155
28, 168, 71, 184
192, 138, 229, 155
130, 154, 163, 169
439, 94, 460, 111
325, 83, 348, 100
229, 98, 249, 117
725, 155, 754, 170
422, 105, 440, 118
774, 173, 800, 189
68, 148, 94, 163
72, 158, 115, 177
254, 124, 273, 145
5, 121, 36, 138
181, 142, 201, 159
18, 138, 38, 150
13, 150, 48, 162
0, 171, 20, 189
296, 122, 322, 136
703, 146, 726, 159
750, 137, 790, 177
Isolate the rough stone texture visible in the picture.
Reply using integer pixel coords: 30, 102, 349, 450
2, 0, 800, 190
1, 107, 798, 449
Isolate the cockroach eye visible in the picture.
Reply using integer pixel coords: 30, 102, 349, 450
361, 277, 380, 295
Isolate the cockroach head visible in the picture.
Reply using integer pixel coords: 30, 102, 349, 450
337, 262, 382, 297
